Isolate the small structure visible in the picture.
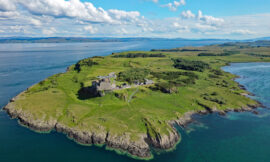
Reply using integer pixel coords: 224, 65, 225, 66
133, 79, 154, 86
91, 78, 116, 96
92, 72, 117, 96
144, 79, 154, 85
120, 83, 131, 89
108, 72, 117, 78
88, 72, 154, 97
97, 72, 116, 80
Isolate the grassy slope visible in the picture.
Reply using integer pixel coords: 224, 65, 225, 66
11, 43, 270, 144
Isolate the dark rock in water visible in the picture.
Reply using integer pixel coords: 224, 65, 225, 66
218, 111, 226, 116
252, 111, 259, 115
198, 110, 208, 115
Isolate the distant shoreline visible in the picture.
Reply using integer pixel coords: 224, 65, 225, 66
0, 37, 235, 44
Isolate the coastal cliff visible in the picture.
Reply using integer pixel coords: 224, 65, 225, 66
3, 90, 261, 159
4, 95, 181, 158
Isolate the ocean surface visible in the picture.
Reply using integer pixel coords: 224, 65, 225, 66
0, 40, 269, 162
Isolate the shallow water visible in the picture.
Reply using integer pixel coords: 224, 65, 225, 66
0, 41, 270, 162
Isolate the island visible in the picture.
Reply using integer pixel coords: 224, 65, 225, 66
3, 41, 270, 159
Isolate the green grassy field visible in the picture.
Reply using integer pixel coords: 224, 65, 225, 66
7, 41, 270, 158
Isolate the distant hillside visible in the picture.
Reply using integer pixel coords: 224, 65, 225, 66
0, 37, 186, 43
0, 36, 269, 44
0, 37, 122, 43
250, 37, 270, 41
219, 40, 270, 47
0, 37, 234, 43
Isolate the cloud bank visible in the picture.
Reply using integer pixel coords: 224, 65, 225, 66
0, 0, 268, 39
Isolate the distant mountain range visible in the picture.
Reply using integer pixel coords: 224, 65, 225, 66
0, 37, 233, 43
0, 37, 268, 43
249, 37, 270, 41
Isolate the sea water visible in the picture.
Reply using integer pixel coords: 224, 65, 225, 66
0, 41, 269, 162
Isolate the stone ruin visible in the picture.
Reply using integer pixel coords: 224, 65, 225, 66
86, 72, 154, 97
90, 72, 117, 96
92, 78, 116, 96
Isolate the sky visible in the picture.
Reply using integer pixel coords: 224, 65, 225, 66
0, 0, 270, 39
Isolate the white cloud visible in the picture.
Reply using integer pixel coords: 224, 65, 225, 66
197, 10, 224, 26
162, 0, 186, 11
0, 0, 141, 25
181, 10, 195, 19
193, 23, 217, 32
0, 1, 269, 39
0, 0, 16, 11
0, 11, 19, 18
29, 18, 42, 26
181, 10, 224, 26
119, 28, 128, 34
42, 27, 56, 35
84, 25, 98, 34
9, 25, 28, 33
108, 10, 140, 24
172, 22, 189, 33
146, 0, 158, 3
230, 29, 255, 35
18, 0, 114, 23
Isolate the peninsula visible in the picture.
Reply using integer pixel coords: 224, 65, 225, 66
4, 41, 270, 159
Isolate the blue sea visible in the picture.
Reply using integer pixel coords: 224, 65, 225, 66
0, 40, 270, 162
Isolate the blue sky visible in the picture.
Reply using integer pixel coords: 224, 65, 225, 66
87, 0, 270, 18
0, 0, 270, 39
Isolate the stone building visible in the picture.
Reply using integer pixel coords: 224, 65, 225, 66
92, 78, 116, 91
91, 78, 116, 96
89, 72, 154, 97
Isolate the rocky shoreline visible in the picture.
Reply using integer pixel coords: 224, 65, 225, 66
3, 68, 264, 159
3, 92, 181, 159
3, 89, 263, 160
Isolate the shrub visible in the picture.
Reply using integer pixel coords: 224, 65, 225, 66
211, 69, 223, 76
151, 49, 206, 52
153, 82, 178, 94
151, 71, 198, 81
173, 59, 210, 72
198, 51, 239, 56
113, 53, 165, 58
74, 58, 98, 72
208, 74, 219, 78
92, 56, 104, 59
202, 93, 227, 105
151, 71, 198, 88
117, 68, 150, 83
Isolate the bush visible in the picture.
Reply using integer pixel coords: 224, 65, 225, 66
198, 51, 239, 56
74, 58, 98, 72
246, 53, 270, 58
208, 74, 219, 78
150, 71, 198, 93
173, 59, 210, 72
151, 49, 206, 52
92, 56, 104, 59
151, 71, 198, 80
153, 82, 178, 94
202, 93, 227, 105
117, 68, 150, 83
113, 53, 165, 58
211, 69, 223, 76
151, 71, 198, 87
